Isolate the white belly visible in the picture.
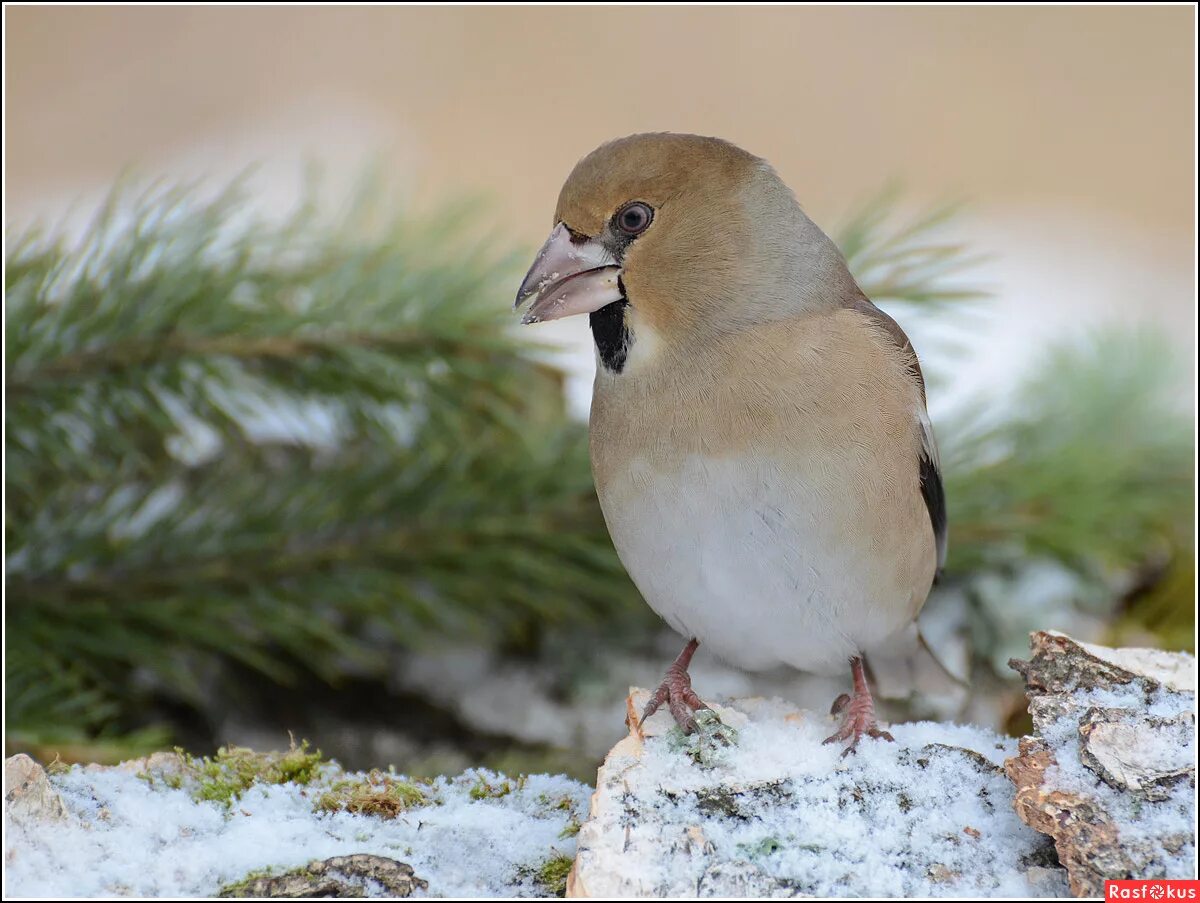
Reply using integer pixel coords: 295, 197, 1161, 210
598, 454, 926, 675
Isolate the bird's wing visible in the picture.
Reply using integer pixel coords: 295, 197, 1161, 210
846, 295, 948, 576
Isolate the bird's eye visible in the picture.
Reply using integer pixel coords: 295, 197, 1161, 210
615, 202, 654, 236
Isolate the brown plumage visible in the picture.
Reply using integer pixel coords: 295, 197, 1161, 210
516, 133, 946, 752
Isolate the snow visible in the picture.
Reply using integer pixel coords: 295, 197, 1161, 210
580, 695, 1069, 898
1036, 679, 1196, 867
4, 766, 589, 898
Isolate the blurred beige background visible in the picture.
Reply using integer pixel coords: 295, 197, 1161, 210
6, 5, 1196, 407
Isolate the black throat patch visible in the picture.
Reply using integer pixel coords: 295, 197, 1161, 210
590, 299, 632, 373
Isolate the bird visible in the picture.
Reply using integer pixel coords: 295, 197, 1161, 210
514, 133, 947, 754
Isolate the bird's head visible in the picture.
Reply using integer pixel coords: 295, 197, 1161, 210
514, 132, 854, 372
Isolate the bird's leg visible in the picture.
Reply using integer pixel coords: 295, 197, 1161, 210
641, 638, 711, 734
823, 655, 895, 756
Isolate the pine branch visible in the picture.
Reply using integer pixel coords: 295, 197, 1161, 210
940, 329, 1192, 578
835, 184, 990, 308
5, 180, 642, 738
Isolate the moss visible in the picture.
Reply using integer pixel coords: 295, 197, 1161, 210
534, 854, 574, 897
558, 817, 581, 839
314, 771, 433, 819
179, 738, 326, 808
218, 866, 281, 897
538, 792, 576, 812
45, 754, 70, 776
468, 773, 526, 801
136, 765, 184, 792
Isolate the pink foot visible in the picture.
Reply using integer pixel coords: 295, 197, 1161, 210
641, 638, 711, 734
823, 656, 895, 756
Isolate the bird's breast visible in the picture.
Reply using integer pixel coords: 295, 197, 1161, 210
586, 311, 937, 673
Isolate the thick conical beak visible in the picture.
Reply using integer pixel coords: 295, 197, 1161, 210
514, 223, 623, 324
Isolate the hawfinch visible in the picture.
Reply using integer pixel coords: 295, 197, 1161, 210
514, 133, 946, 753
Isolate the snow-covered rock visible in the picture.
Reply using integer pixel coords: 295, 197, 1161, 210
568, 690, 1068, 897
1006, 631, 1196, 896
5, 633, 1193, 899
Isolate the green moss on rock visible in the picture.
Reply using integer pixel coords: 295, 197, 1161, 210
314, 771, 433, 819
180, 739, 326, 807
534, 854, 574, 897
468, 773, 527, 801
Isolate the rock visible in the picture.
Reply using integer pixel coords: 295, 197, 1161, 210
1025, 865, 1072, 894
84, 750, 187, 781
5, 754, 68, 824
1008, 629, 1195, 695
218, 855, 428, 898
1078, 710, 1194, 801
567, 688, 1066, 897
1005, 631, 1196, 897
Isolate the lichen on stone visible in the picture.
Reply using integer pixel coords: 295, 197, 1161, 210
666, 708, 740, 768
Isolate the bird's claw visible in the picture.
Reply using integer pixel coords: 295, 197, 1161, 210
823, 690, 894, 757
641, 666, 711, 734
